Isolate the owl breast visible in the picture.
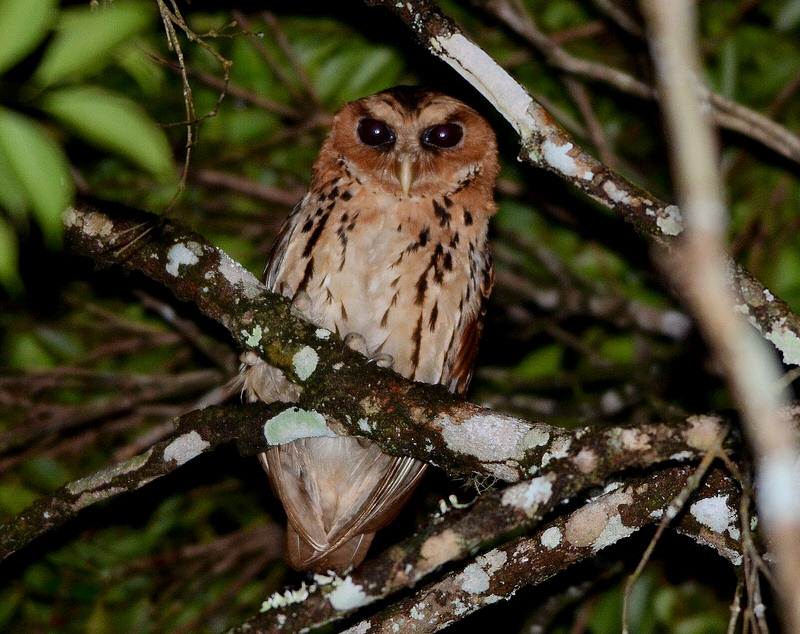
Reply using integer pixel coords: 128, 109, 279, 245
270, 177, 488, 388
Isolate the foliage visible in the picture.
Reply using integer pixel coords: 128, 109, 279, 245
1, 0, 799, 631
0, 0, 173, 292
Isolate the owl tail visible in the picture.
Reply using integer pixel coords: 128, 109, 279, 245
261, 436, 426, 574
286, 525, 375, 573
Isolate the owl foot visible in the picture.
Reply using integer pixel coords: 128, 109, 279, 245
342, 332, 369, 356
291, 290, 313, 317
367, 353, 394, 369
239, 350, 263, 368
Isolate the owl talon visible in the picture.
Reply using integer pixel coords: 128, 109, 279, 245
342, 332, 369, 355
239, 350, 263, 368
367, 353, 394, 369
291, 291, 313, 317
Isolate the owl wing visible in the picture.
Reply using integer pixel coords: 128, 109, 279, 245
263, 195, 308, 291
445, 247, 494, 396
262, 437, 426, 571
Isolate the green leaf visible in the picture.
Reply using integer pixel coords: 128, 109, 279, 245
40, 86, 174, 181
0, 0, 58, 76
514, 344, 563, 380
34, 0, 152, 86
0, 147, 29, 224
113, 42, 165, 96
0, 215, 21, 294
0, 107, 74, 246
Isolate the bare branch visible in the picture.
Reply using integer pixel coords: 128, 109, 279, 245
640, 1, 800, 631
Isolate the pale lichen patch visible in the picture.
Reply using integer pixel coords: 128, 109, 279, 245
501, 476, 553, 515
565, 488, 633, 549
341, 621, 371, 634
420, 529, 462, 571
542, 139, 578, 176
217, 251, 263, 299
328, 577, 370, 611
656, 204, 684, 236
163, 431, 209, 466
438, 411, 529, 475
63, 207, 114, 237
540, 526, 562, 549
242, 324, 263, 347
565, 503, 606, 547
75, 487, 126, 509
602, 180, 631, 204
292, 345, 319, 380
456, 550, 506, 594
263, 408, 336, 445
620, 428, 651, 452
315, 327, 332, 339
574, 447, 599, 473
166, 242, 202, 276
260, 581, 315, 612
593, 513, 636, 551
540, 436, 572, 467
763, 318, 800, 365
523, 426, 550, 449
66, 446, 154, 495
685, 415, 723, 451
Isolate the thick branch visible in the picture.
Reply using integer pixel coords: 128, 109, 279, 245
0, 403, 277, 561
229, 465, 742, 633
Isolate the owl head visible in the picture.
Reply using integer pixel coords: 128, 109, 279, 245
313, 86, 499, 200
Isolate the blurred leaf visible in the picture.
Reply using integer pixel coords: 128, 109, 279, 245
3, 330, 58, 368
514, 344, 563, 379
40, 86, 174, 181
0, 107, 74, 246
0, 586, 23, 630
720, 37, 737, 98
0, 214, 21, 294
34, 0, 152, 86
21, 563, 59, 595
0, 145, 29, 223
19, 456, 70, 491
113, 41, 166, 96
598, 334, 636, 364
776, 0, 800, 31
87, 601, 111, 634
0, 481, 38, 515
0, 0, 58, 76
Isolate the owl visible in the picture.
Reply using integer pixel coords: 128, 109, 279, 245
240, 86, 499, 573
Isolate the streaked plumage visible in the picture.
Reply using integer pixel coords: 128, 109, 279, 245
240, 87, 499, 572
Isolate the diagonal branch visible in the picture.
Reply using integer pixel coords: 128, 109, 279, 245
228, 464, 742, 634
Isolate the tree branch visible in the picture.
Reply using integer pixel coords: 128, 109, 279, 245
228, 465, 742, 633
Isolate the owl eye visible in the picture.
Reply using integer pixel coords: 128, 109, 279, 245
421, 123, 463, 149
357, 118, 395, 148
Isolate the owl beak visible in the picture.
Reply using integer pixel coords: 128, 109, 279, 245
398, 156, 416, 197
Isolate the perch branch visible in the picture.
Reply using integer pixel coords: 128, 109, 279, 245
228, 465, 742, 634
